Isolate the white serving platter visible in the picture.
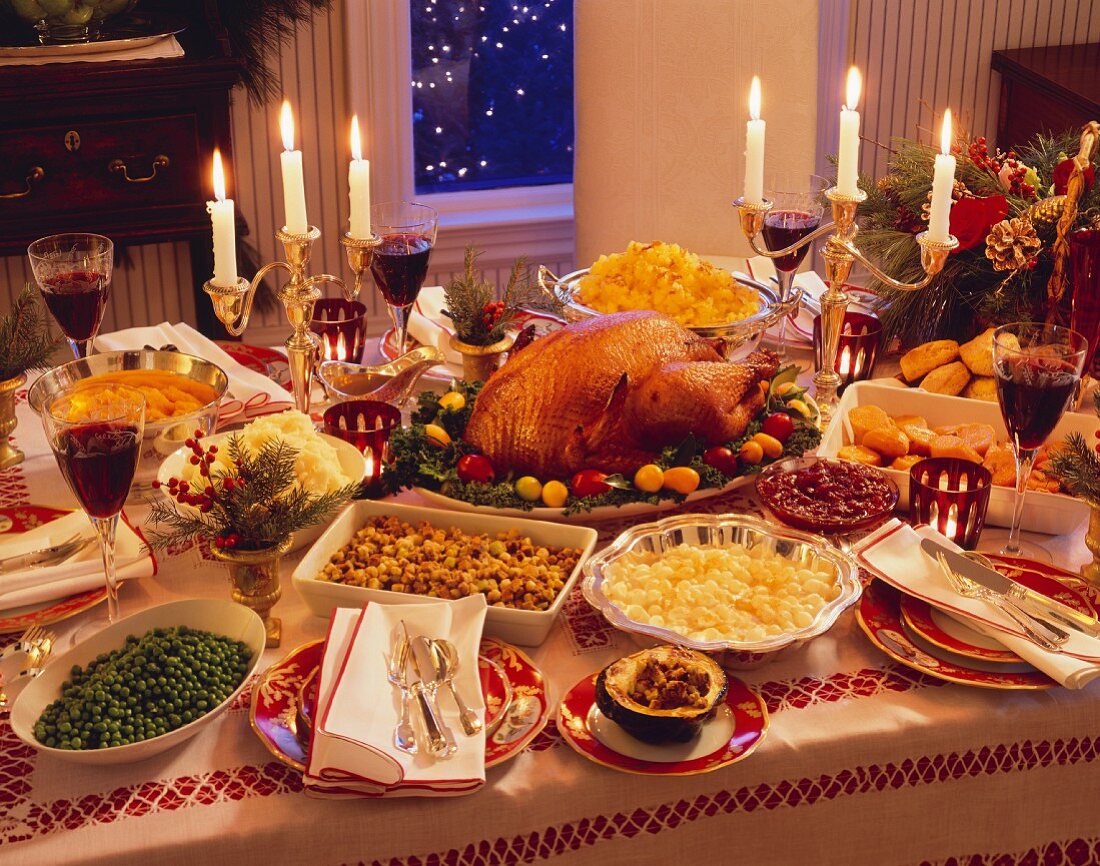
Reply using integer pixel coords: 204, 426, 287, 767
11, 598, 265, 764
292, 499, 598, 646
818, 381, 1092, 535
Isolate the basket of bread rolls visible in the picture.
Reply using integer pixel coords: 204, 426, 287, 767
895, 328, 997, 400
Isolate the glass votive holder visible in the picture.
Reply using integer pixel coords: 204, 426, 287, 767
310, 298, 368, 363
322, 400, 401, 497
812, 311, 882, 393
908, 457, 993, 550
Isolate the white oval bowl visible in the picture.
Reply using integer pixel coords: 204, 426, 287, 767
157, 430, 366, 550
11, 598, 266, 764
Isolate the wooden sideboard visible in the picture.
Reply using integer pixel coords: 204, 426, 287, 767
992, 42, 1100, 149
0, 0, 245, 335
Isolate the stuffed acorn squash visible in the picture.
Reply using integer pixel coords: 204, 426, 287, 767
594, 646, 728, 744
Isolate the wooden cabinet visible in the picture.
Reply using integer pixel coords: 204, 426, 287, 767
992, 42, 1100, 150
0, 0, 245, 335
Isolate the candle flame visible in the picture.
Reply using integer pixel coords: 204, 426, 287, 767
844, 66, 861, 110
940, 108, 952, 155
350, 115, 363, 161
749, 76, 761, 121
280, 100, 296, 151
212, 149, 227, 201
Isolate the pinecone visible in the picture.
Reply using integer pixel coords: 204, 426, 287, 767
1022, 195, 1067, 230
985, 217, 1042, 271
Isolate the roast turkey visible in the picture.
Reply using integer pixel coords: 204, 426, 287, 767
464, 311, 780, 478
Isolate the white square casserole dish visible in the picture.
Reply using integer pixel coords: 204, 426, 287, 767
818, 381, 1091, 534
292, 499, 599, 646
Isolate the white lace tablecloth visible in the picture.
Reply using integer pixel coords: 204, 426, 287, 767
3, 352, 1100, 866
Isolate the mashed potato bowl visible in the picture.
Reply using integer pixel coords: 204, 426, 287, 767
157, 415, 366, 550
582, 513, 861, 669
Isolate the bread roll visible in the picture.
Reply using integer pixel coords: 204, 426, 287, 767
959, 327, 997, 376
962, 376, 997, 401
920, 361, 971, 396
900, 340, 959, 382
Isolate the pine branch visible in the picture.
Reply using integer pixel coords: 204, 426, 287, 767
0, 285, 61, 381
1049, 432, 1100, 504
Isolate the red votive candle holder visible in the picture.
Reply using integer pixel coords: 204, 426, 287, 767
310, 298, 368, 363
812, 311, 882, 394
908, 457, 993, 550
322, 400, 401, 497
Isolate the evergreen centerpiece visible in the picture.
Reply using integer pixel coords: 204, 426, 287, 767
442, 247, 555, 381
857, 123, 1100, 347
146, 431, 358, 552
0, 285, 62, 469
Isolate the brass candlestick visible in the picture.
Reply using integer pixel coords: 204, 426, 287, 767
204, 226, 379, 414
735, 188, 958, 425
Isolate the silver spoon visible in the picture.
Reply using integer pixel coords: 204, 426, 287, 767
429, 638, 483, 736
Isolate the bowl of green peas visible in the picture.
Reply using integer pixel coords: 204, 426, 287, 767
10, 598, 266, 764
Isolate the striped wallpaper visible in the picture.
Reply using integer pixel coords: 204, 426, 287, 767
1, 1, 1096, 346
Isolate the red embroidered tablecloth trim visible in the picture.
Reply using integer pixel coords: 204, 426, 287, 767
918, 836, 1100, 866
348, 738, 1100, 866
0, 660, 948, 843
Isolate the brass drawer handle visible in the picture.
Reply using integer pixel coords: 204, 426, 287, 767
109, 154, 170, 183
0, 166, 45, 200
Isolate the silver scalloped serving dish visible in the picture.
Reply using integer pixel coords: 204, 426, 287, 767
581, 513, 861, 669
537, 266, 802, 357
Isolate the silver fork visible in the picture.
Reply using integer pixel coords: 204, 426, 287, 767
385, 631, 418, 755
0, 624, 48, 662
0, 629, 54, 713
935, 552, 1068, 651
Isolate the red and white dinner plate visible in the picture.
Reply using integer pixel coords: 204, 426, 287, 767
556, 671, 768, 776
0, 506, 107, 634
898, 563, 1097, 665
250, 636, 550, 772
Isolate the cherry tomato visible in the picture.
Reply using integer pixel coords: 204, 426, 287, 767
662, 466, 701, 495
702, 446, 739, 476
739, 440, 764, 464
633, 463, 664, 493
761, 412, 795, 444
541, 480, 569, 508
571, 469, 612, 498
456, 454, 496, 484
515, 475, 543, 502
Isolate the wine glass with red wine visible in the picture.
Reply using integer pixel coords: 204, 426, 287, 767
40, 383, 145, 633
368, 202, 439, 355
27, 233, 114, 360
991, 322, 1087, 560
760, 174, 827, 358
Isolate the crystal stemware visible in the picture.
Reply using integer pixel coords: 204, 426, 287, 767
760, 174, 827, 358
27, 233, 114, 360
990, 322, 1087, 561
368, 202, 438, 355
40, 383, 145, 634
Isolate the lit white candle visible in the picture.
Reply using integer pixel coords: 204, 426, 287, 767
943, 506, 958, 540
348, 115, 372, 239
927, 109, 957, 243
279, 101, 309, 234
836, 67, 862, 196
207, 149, 238, 287
838, 345, 852, 377
744, 77, 765, 205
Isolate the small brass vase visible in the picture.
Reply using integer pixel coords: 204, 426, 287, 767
1082, 502, 1100, 587
449, 333, 515, 382
212, 536, 292, 648
0, 373, 27, 470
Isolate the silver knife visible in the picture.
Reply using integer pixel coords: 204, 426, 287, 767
920, 538, 1100, 638
401, 622, 451, 757
0, 534, 88, 574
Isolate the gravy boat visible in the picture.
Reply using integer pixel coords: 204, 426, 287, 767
317, 346, 445, 405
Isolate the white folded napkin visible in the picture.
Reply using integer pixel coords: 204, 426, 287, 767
854, 519, 1100, 688
0, 511, 154, 611
95, 322, 293, 423
305, 595, 488, 798
406, 286, 463, 365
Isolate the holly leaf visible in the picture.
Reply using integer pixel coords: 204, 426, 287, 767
671, 434, 700, 466
602, 473, 633, 491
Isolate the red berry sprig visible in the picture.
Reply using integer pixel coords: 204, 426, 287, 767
481, 300, 505, 330
151, 429, 246, 549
